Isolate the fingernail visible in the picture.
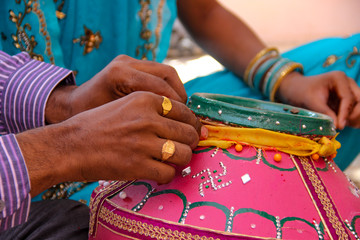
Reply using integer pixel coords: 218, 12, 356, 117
200, 126, 208, 140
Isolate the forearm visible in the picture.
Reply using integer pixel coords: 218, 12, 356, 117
0, 50, 76, 231
177, 0, 266, 77
15, 122, 82, 196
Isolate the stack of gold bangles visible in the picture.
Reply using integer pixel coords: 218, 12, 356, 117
243, 47, 304, 101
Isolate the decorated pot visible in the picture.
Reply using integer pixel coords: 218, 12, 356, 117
89, 93, 360, 240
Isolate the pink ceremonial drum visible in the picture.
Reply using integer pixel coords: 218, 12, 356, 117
89, 93, 360, 240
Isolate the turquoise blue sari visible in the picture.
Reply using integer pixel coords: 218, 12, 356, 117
1, 1, 359, 204
0, 0, 176, 85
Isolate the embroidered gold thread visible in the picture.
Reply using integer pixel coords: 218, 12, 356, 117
32, 0, 55, 63
345, 46, 360, 68
323, 55, 341, 68
136, 0, 165, 60
137, 0, 153, 60
72, 25, 103, 55
99, 222, 142, 240
152, 0, 165, 59
9, 0, 45, 61
299, 156, 349, 240
323, 45, 360, 68
54, 0, 66, 19
98, 207, 220, 240
290, 155, 332, 238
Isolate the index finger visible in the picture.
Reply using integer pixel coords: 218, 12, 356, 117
131, 60, 188, 103
333, 77, 356, 129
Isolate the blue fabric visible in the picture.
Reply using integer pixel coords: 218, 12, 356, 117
57, 0, 176, 85
0, 0, 176, 85
185, 33, 360, 170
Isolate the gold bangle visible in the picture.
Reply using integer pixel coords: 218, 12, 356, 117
244, 47, 279, 85
269, 63, 303, 102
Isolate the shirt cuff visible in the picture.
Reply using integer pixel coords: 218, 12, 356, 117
0, 134, 31, 230
1, 52, 75, 134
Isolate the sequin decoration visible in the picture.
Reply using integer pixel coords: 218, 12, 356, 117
256, 148, 262, 165
276, 216, 282, 239
241, 173, 251, 184
211, 147, 219, 157
346, 175, 360, 198
180, 201, 191, 224
323, 55, 341, 67
324, 157, 337, 173
323, 46, 360, 69
346, 46, 360, 68
182, 166, 192, 177
345, 219, 360, 239
136, 0, 165, 60
192, 161, 232, 197
41, 181, 89, 200
9, 0, 52, 62
226, 206, 235, 232
54, 0, 66, 19
132, 187, 155, 212
313, 220, 324, 239
73, 25, 103, 55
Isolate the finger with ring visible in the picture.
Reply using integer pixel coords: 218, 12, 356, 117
162, 96, 172, 116
161, 139, 175, 161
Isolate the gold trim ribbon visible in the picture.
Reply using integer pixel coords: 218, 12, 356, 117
199, 125, 340, 157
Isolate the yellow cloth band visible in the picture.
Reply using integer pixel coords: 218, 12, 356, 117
199, 125, 340, 157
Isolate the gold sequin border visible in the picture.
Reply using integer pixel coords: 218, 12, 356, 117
98, 206, 221, 240
298, 156, 349, 240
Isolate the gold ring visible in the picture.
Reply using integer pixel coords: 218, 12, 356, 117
161, 140, 175, 161
161, 96, 172, 116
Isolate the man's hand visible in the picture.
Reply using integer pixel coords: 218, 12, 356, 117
17, 92, 202, 196
45, 55, 187, 124
277, 71, 359, 130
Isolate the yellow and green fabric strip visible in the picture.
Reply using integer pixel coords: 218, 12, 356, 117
199, 125, 340, 157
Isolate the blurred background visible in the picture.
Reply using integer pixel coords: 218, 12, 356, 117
165, 0, 360, 186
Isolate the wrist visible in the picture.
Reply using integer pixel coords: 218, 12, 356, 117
276, 71, 303, 104
45, 85, 77, 124
16, 122, 82, 196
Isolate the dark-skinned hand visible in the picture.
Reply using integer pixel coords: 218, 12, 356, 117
45, 55, 187, 124
17, 92, 202, 196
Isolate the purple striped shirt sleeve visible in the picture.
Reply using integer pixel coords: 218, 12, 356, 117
0, 51, 75, 232
0, 135, 31, 232
0, 51, 75, 134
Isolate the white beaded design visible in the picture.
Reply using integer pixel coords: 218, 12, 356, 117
133, 188, 155, 212
192, 161, 231, 197
226, 207, 235, 232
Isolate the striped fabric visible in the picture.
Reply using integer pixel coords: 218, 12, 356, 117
0, 51, 74, 232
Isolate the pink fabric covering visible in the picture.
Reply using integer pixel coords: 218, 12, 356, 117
89, 145, 360, 240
